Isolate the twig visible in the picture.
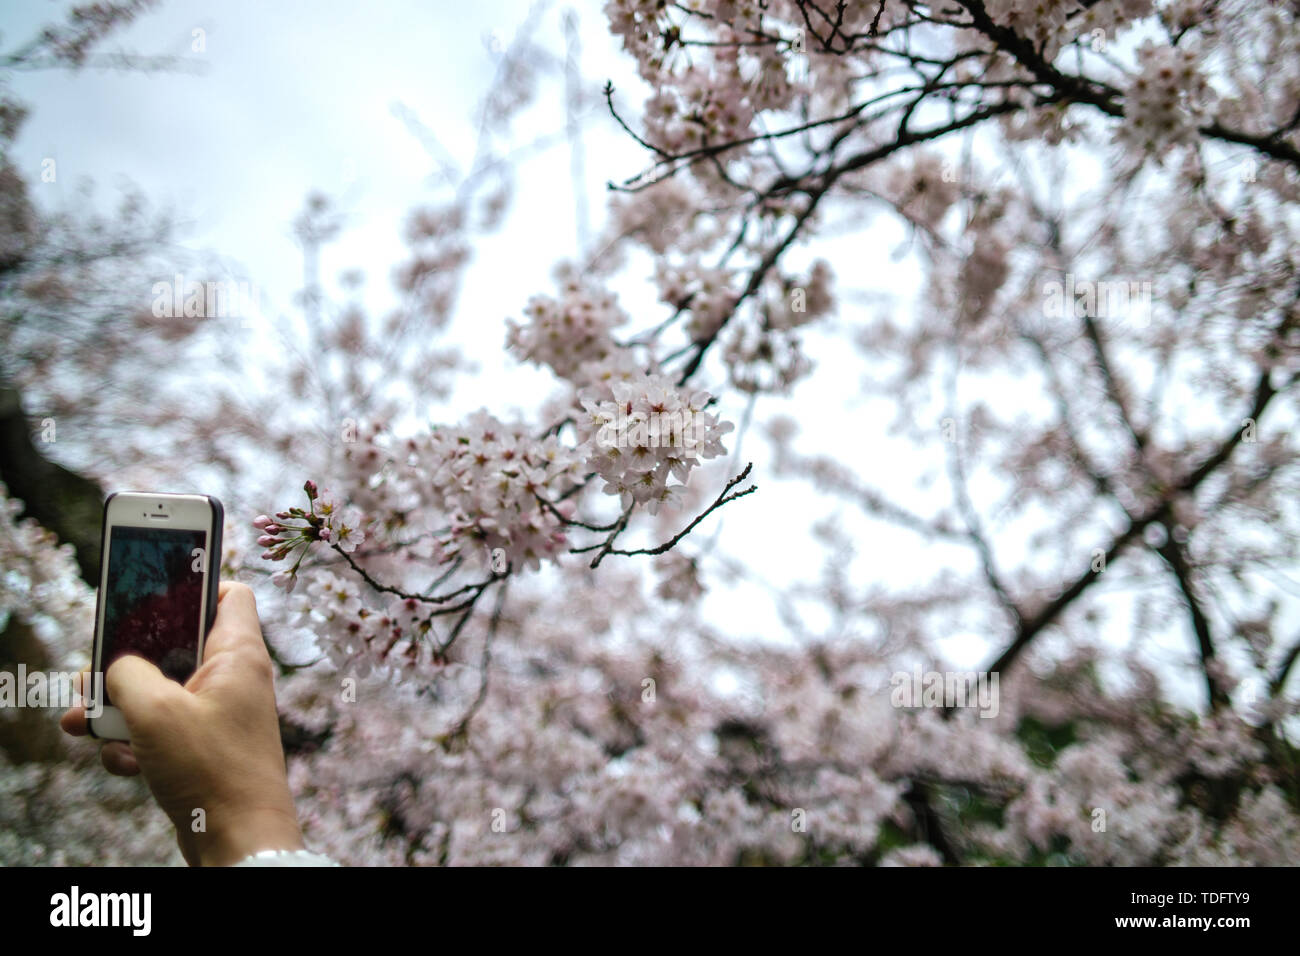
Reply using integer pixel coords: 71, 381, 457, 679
444, 579, 509, 740
585, 464, 758, 567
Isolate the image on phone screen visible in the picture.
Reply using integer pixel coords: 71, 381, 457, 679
100, 525, 208, 703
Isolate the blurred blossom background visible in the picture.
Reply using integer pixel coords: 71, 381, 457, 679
1, 0, 1299, 865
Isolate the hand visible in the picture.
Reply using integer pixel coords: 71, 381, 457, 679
62, 581, 305, 866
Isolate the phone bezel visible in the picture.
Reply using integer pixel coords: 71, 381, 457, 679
87, 491, 223, 741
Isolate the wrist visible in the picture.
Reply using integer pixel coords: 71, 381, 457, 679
197, 804, 305, 867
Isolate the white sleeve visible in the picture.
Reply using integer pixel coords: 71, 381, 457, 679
231, 849, 341, 866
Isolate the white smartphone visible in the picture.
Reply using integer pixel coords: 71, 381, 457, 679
87, 491, 223, 741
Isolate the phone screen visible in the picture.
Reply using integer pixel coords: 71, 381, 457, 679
100, 525, 208, 704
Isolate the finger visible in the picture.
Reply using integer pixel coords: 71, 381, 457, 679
60, 704, 88, 737
106, 655, 185, 729
100, 741, 140, 776
60, 669, 94, 736
202, 580, 266, 660
218, 579, 259, 623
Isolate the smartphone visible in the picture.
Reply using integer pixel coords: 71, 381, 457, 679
87, 492, 223, 741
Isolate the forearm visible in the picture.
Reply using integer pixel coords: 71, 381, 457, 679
196, 805, 306, 867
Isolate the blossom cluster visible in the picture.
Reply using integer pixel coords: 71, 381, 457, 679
576, 372, 732, 513
287, 570, 442, 678
0, 747, 182, 866
604, 0, 673, 80
1074, 0, 1155, 38
745, 42, 801, 113
252, 571, 1300, 868
1116, 41, 1217, 155
882, 154, 962, 232
0, 482, 94, 658
505, 277, 627, 381
722, 322, 812, 394
407, 410, 586, 571
607, 177, 711, 256
654, 260, 739, 342
642, 66, 756, 155
256, 481, 366, 593
653, 550, 705, 603
571, 349, 649, 399
765, 260, 834, 331
982, 0, 1075, 58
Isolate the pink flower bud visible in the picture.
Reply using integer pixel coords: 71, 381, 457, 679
257, 534, 278, 547
253, 514, 273, 529
304, 479, 318, 500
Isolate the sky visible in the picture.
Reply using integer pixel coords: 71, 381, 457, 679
1, 0, 1251, 711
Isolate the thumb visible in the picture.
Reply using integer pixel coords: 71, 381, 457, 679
105, 655, 188, 732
